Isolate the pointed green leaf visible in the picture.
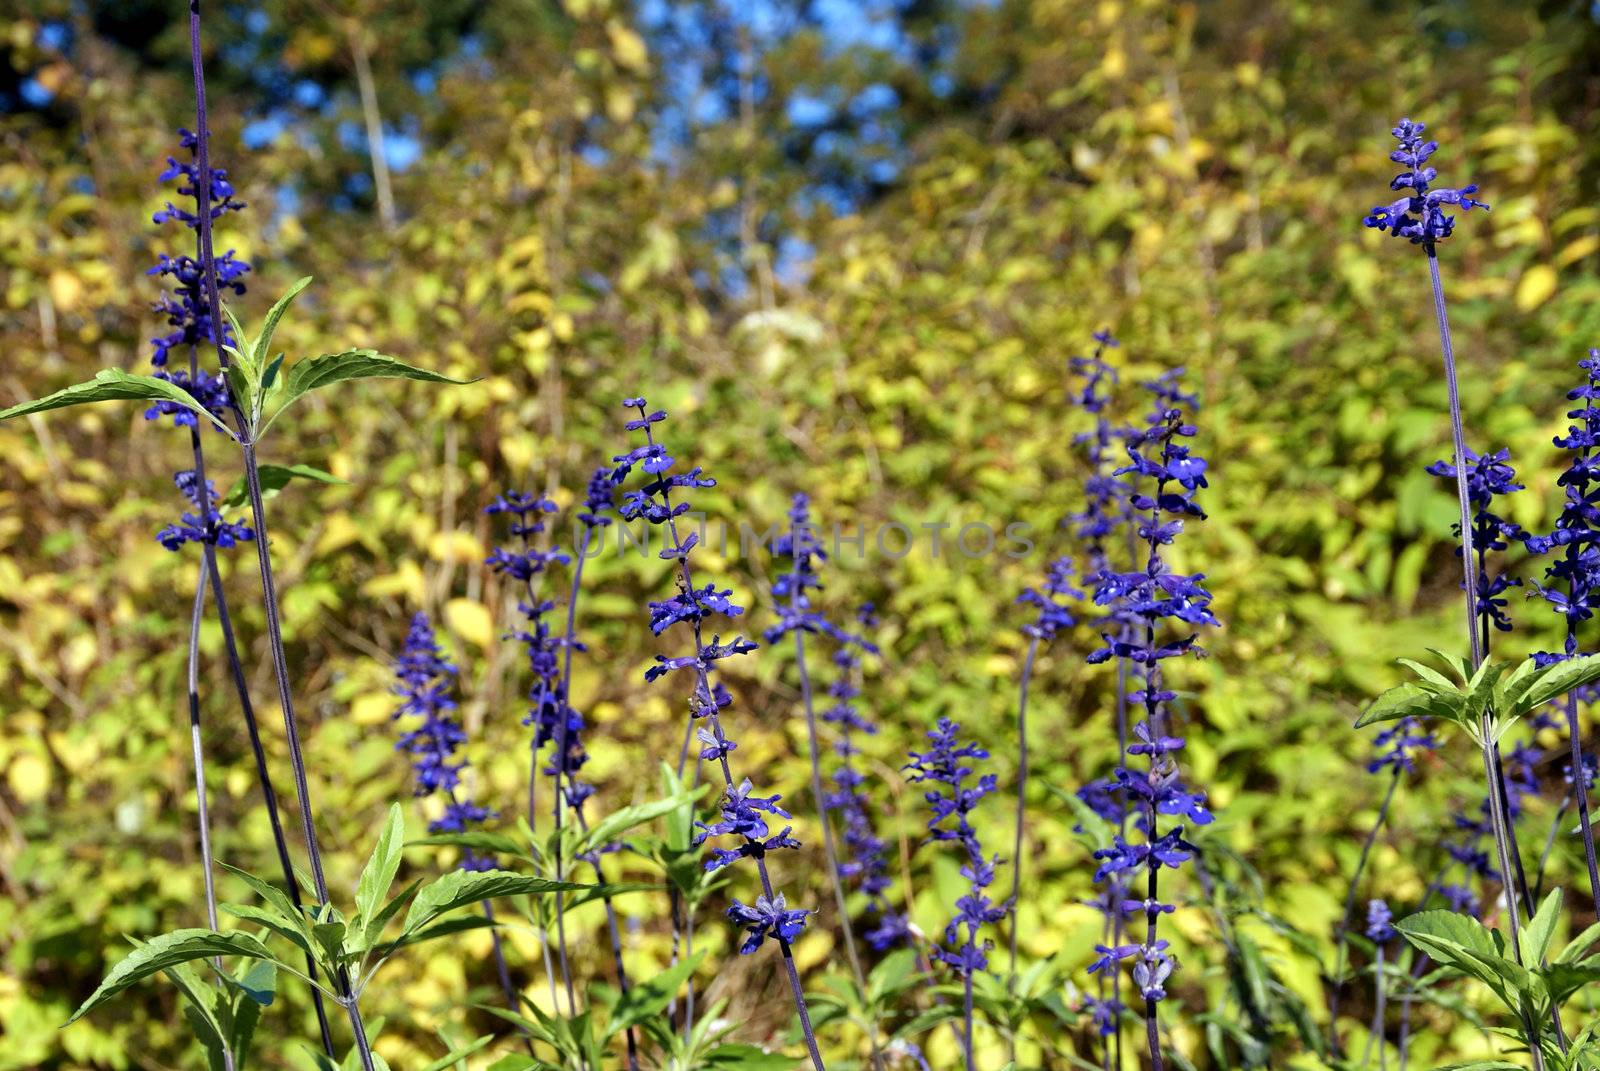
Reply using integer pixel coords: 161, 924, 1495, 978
1521, 888, 1564, 966
369, 915, 500, 960
606, 950, 706, 1039
701, 1044, 800, 1069
261, 354, 286, 391
402, 869, 590, 934
1, 369, 235, 436
217, 864, 310, 942
312, 918, 348, 971
1516, 653, 1600, 714
1398, 657, 1458, 693
221, 464, 346, 509
252, 277, 313, 370
1427, 649, 1472, 684
577, 789, 707, 857
67, 929, 274, 1023
416, 1035, 495, 1071
408, 831, 527, 858
219, 902, 313, 956
1557, 920, 1600, 964
357, 804, 406, 931
265, 349, 474, 431
1354, 682, 1467, 729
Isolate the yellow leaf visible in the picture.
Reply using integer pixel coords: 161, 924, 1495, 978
1557, 235, 1599, 268
428, 530, 486, 564
445, 598, 495, 649
361, 560, 427, 605
7, 754, 50, 803
48, 270, 83, 311
351, 692, 394, 726
607, 21, 650, 73
1515, 264, 1558, 311
316, 513, 364, 556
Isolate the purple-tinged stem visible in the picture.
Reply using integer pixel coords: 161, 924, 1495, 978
637, 415, 826, 1071
962, 970, 976, 1071
1535, 794, 1572, 900
184, 567, 237, 1071
1329, 768, 1400, 1052
792, 628, 881, 1071
1362, 945, 1385, 1070
1007, 635, 1039, 988
556, 522, 640, 1071
1427, 249, 1543, 1068
1562, 686, 1600, 920
1425, 252, 1483, 672
185, 2, 368, 1060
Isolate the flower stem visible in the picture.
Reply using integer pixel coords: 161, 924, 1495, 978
184, 567, 237, 1071
1008, 634, 1039, 988
1562, 689, 1600, 919
184, 1, 364, 1059
1329, 767, 1400, 1053
557, 522, 640, 1070
1428, 248, 1548, 1067
962, 970, 976, 1071
240, 445, 377, 1071
792, 628, 881, 1069
1425, 251, 1483, 671
638, 418, 826, 1069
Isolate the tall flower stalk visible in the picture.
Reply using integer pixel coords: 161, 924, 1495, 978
1524, 350, 1600, 921
389, 613, 521, 1020
821, 603, 907, 952
551, 467, 641, 1071
765, 496, 874, 978
185, 5, 375, 1062
1362, 117, 1547, 1063
1010, 330, 1124, 992
614, 398, 827, 1071
485, 490, 575, 1010
182, 563, 233, 1071
906, 717, 1010, 1071
1085, 369, 1217, 1071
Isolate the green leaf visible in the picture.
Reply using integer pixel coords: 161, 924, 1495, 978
219, 902, 312, 956
221, 464, 347, 509
1557, 921, 1600, 964
218, 864, 310, 945
360, 877, 424, 952
577, 789, 706, 857
700, 1043, 800, 1069
251, 277, 313, 371
1397, 657, 1457, 693
68, 929, 274, 1023
401, 869, 589, 934
1354, 682, 1466, 729
1426, 649, 1472, 684
228, 960, 275, 1070
0, 369, 235, 436
266, 349, 473, 431
1540, 957, 1600, 1005
408, 831, 527, 858
312, 918, 348, 971
606, 950, 705, 1038
866, 948, 920, 1005
357, 804, 406, 931
1515, 653, 1600, 714
1522, 887, 1564, 965
1398, 910, 1526, 1010
416, 1036, 495, 1071
485, 1058, 541, 1071
369, 915, 499, 959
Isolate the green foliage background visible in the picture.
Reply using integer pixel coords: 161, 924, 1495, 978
5, 0, 1600, 1067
